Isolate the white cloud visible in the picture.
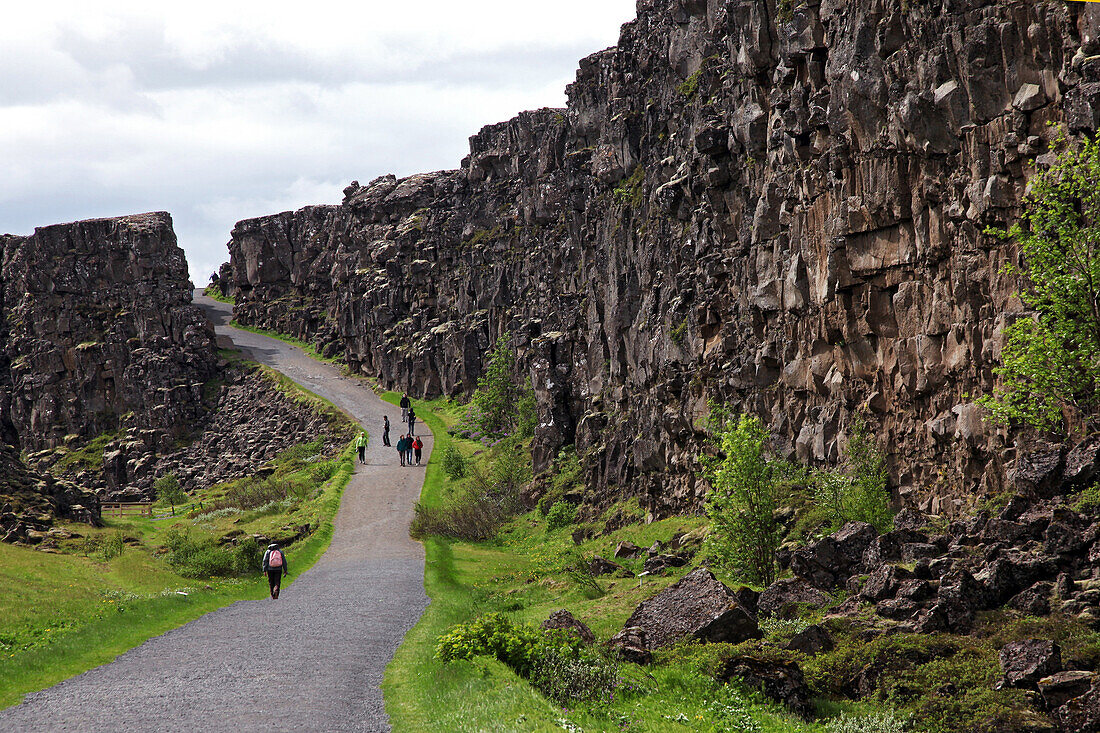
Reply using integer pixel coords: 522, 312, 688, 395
0, 0, 637, 279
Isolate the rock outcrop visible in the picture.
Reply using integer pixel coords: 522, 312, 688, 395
0, 212, 219, 534
225, 0, 1100, 518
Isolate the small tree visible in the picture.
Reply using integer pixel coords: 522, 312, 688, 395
155, 473, 186, 511
980, 136, 1100, 430
471, 334, 519, 436
701, 411, 786, 587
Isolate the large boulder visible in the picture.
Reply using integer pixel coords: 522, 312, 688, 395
790, 522, 877, 589
1000, 639, 1062, 689
757, 578, 832, 619
1056, 679, 1100, 732
717, 655, 813, 718
541, 609, 596, 644
608, 627, 651, 665
1038, 671, 1094, 711
619, 567, 761, 649
1011, 448, 1065, 498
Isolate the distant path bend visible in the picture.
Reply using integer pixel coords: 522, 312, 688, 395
0, 294, 428, 732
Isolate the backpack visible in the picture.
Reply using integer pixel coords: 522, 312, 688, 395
269, 550, 284, 568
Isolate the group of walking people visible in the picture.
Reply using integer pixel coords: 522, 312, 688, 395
380, 392, 425, 467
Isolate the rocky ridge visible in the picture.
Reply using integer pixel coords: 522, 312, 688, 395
0, 212, 219, 536
225, 0, 1100, 519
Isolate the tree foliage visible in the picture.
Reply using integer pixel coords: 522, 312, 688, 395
154, 473, 186, 508
701, 407, 789, 586
467, 333, 538, 440
980, 136, 1100, 430
815, 414, 893, 532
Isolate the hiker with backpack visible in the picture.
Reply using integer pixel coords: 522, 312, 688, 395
396, 434, 408, 467
413, 436, 424, 466
262, 543, 289, 599
356, 431, 368, 464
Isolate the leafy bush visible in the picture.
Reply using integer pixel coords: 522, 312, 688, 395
220, 477, 291, 510
441, 444, 468, 480
815, 414, 892, 532
700, 406, 791, 586
759, 616, 813, 641
436, 613, 546, 677
101, 530, 125, 561
162, 528, 236, 578
546, 501, 577, 531
826, 711, 910, 733
1074, 483, 1100, 515
979, 135, 1100, 429
530, 645, 619, 705
232, 537, 265, 575
516, 383, 538, 439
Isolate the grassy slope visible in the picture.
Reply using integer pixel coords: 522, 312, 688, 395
0, 373, 356, 710
381, 394, 821, 733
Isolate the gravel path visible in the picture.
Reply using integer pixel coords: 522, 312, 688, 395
0, 295, 428, 732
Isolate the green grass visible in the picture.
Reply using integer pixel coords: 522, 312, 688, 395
0, 373, 357, 710
229, 321, 341, 365
381, 394, 823, 732
202, 284, 234, 304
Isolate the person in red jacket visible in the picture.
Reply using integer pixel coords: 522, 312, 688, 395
413, 436, 424, 466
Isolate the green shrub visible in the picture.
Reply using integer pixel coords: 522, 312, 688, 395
232, 537, 265, 575
441, 444, 468, 480
436, 613, 546, 677
815, 414, 893, 532
530, 645, 619, 705
978, 135, 1100, 429
101, 530, 125, 561
700, 406, 791, 586
162, 528, 236, 578
516, 384, 538, 439
546, 501, 577, 531
220, 477, 291, 510
1074, 483, 1100, 515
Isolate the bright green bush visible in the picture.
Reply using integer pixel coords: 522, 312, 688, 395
440, 444, 467, 480
700, 407, 791, 586
101, 531, 125, 561
530, 645, 619, 705
435, 613, 546, 677
162, 528, 235, 578
545, 501, 577, 531
979, 135, 1100, 429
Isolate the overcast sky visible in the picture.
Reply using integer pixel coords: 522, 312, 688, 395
1, 0, 637, 282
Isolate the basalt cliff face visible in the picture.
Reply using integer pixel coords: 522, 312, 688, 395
0, 212, 218, 537
227, 0, 1100, 518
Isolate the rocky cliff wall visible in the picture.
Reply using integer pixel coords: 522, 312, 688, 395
227, 0, 1100, 519
0, 212, 219, 531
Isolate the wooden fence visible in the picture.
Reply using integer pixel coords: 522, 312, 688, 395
100, 501, 154, 518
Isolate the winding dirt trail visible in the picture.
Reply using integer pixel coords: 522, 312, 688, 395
0, 295, 428, 732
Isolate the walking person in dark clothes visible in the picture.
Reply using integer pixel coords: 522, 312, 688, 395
413, 435, 423, 466
400, 393, 410, 422
405, 435, 415, 466
382, 416, 391, 446
396, 434, 408, 467
407, 407, 416, 436
356, 431, 367, 464
262, 543, 289, 599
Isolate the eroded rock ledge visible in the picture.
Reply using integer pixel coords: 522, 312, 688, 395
226, 0, 1100, 517
0, 212, 218, 536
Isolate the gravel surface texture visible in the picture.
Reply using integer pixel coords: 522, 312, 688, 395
0, 295, 428, 732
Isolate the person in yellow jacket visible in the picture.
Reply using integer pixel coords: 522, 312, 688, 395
356, 432, 368, 464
